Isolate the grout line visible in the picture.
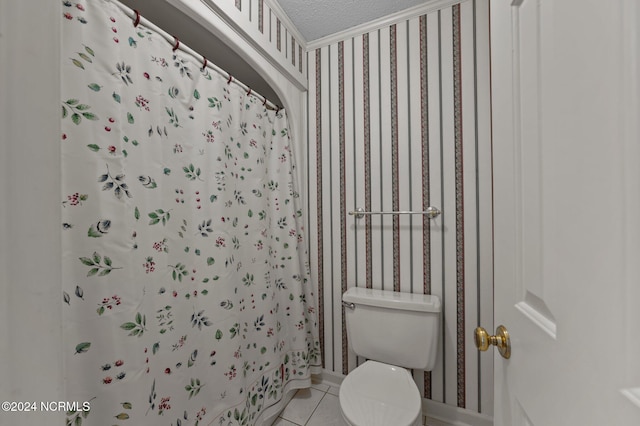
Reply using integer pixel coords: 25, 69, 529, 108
303, 391, 329, 426
279, 383, 343, 426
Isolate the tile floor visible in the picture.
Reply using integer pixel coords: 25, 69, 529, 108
271, 378, 347, 426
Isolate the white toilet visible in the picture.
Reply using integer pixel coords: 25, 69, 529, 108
339, 287, 441, 426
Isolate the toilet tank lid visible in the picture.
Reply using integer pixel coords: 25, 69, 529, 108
343, 287, 441, 313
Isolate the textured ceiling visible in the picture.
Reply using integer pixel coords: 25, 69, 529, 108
276, 0, 429, 41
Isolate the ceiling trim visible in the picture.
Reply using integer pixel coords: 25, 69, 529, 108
306, 0, 467, 50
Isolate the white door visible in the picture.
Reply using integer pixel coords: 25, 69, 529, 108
489, 1, 640, 425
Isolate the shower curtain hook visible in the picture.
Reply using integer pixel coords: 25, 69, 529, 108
133, 10, 141, 27
246, 87, 252, 96
262, 98, 268, 106
172, 36, 180, 52
227, 74, 233, 85
201, 57, 208, 71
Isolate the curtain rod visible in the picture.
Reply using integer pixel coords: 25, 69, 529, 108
107, 0, 281, 112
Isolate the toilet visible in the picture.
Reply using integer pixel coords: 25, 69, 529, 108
339, 287, 441, 426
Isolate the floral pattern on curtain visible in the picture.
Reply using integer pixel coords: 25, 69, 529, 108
61, 1, 320, 425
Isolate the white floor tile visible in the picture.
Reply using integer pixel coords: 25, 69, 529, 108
279, 387, 325, 425
306, 393, 348, 426
271, 417, 300, 426
327, 385, 340, 396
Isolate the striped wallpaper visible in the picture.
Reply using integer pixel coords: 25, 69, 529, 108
305, 0, 493, 415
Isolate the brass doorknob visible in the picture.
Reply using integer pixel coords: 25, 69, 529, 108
474, 325, 511, 359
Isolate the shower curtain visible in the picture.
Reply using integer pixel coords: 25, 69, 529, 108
61, 1, 320, 425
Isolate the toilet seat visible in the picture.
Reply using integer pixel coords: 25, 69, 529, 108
339, 360, 422, 426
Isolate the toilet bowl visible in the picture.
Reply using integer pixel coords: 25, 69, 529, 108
339, 360, 422, 426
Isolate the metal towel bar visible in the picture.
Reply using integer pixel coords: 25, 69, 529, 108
348, 206, 441, 219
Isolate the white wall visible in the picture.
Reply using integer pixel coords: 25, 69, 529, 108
0, 0, 64, 424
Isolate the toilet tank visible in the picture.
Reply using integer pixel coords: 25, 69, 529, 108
343, 287, 441, 371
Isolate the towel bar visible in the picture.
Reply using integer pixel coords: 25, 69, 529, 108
348, 206, 441, 219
